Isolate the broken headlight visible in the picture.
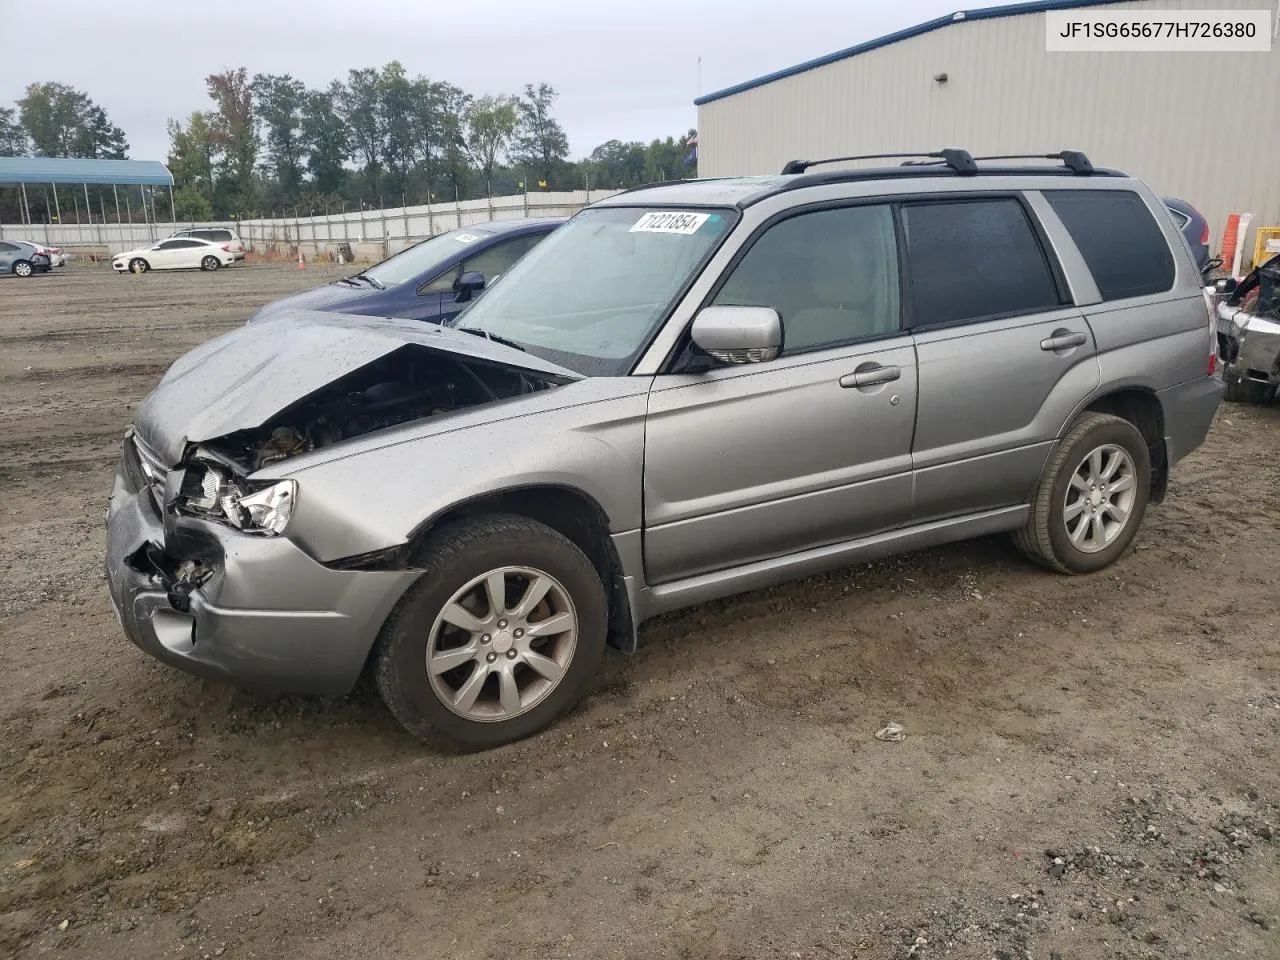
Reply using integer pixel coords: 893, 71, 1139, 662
181, 462, 297, 536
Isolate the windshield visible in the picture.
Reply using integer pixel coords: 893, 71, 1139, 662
362, 228, 491, 288
450, 206, 734, 376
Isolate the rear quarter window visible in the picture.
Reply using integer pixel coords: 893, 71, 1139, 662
1046, 190, 1175, 301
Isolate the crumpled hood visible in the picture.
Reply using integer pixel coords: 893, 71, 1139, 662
249, 281, 373, 321
134, 309, 581, 466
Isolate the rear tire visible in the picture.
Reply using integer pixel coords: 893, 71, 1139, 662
1014, 412, 1151, 574
128, 258, 149, 274
200, 255, 220, 271
12, 260, 32, 277
374, 515, 608, 751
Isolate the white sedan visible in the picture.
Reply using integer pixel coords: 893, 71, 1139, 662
112, 237, 235, 273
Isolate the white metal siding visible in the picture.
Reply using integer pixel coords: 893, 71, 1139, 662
699, 0, 1280, 259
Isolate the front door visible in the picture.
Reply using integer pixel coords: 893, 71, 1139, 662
643, 203, 918, 584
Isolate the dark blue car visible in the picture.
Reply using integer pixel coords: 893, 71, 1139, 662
250, 217, 563, 324
1162, 197, 1213, 272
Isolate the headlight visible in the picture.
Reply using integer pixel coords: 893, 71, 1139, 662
228, 481, 296, 535
180, 463, 296, 536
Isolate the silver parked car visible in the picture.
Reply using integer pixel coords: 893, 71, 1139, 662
106, 149, 1222, 749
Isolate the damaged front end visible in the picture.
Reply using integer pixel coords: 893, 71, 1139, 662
106, 312, 578, 694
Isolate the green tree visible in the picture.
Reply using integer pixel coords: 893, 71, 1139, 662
585, 139, 646, 188
463, 95, 518, 195
0, 107, 27, 156
336, 67, 384, 194
252, 73, 306, 198
205, 68, 258, 210
379, 62, 417, 198
643, 130, 695, 183
301, 84, 348, 195
18, 82, 129, 158
167, 112, 217, 200
171, 183, 213, 221
510, 83, 569, 186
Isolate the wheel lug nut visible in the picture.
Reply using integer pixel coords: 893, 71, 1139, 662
506, 649, 517, 660
481, 634, 490, 644
486, 652, 497, 663
497, 619, 508, 629
513, 628, 524, 639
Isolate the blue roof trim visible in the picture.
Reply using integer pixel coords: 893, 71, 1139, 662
0, 157, 174, 186
695, 0, 1130, 105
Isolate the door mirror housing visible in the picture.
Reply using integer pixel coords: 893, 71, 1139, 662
455, 271, 486, 303
690, 306, 782, 364
1213, 277, 1239, 296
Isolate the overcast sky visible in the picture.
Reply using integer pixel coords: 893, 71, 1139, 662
0, 0, 1021, 161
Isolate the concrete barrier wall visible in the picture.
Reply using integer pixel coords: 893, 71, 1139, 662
0, 190, 621, 261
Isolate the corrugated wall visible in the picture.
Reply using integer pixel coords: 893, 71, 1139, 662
698, 0, 1280, 260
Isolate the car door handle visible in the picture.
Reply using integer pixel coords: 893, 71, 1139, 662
839, 364, 901, 388
1040, 330, 1088, 351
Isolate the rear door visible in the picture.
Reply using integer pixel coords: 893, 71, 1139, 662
0, 241, 16, 271
643, 203, 918, 583
903, 196, 1099, 522
1042, 188, 1208, 393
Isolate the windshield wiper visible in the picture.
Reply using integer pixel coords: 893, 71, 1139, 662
457, 327, 526, 352
355, 272, 385, 289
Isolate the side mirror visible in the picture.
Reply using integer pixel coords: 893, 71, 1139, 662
690, 305, 782, 365
454, 271, 486, 302
1214, 277, 1239, 296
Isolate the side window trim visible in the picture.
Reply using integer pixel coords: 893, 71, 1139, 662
897, 193, 1071, 333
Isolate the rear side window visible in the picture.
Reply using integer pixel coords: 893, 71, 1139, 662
901, 198, 1062, 328
1046, 190, 1175, 300
196, 229, 233, 241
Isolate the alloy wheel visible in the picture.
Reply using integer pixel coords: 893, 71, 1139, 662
426, 566, 578, 722
1063, 443, 1138, 553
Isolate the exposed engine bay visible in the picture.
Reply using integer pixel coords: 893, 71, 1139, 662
162, 343, 566, 536
198, 344, 564, 473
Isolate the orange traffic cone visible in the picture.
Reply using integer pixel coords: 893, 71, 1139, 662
296, 251, 305, 269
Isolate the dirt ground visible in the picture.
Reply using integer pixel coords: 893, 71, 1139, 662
0, 262, 1277, 960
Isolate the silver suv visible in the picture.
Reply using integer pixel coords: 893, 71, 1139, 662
106, 149, 1223, 749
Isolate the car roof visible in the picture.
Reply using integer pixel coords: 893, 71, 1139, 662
469, 216, 566, 235
594, 165, 1132, 210
1161, 197, 1202, 219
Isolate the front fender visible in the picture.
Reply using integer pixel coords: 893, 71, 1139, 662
276, 378, 652, 564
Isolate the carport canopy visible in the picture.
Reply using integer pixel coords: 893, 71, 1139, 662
0, 157, 173, 186
0, 157, 175, 227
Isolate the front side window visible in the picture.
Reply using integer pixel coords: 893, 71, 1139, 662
713, 204, 900, 354
422, 234, 544, 294
1047, 190, 1175, 301
902, 198, 1062, 328
364, 228, 495, 289
452, 206, 734, 377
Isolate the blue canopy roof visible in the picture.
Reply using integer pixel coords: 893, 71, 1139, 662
0, 157, 173, 186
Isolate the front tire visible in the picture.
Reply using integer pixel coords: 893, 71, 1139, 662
1015, 412, 1151, 574
374, 515, 608, 751
128, 258, 149, 274
200, 255, 220, 271
12, 260, 32, 277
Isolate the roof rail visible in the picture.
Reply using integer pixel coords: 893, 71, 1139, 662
781, 148, 977, 175
970, 150, 1094, 174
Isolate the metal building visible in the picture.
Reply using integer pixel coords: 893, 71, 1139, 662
695, 0, 1280, 259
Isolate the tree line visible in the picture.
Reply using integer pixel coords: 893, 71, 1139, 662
1, 70, 697, 224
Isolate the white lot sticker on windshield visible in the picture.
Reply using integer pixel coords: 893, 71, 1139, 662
630, 211, 710, 235
454, 232, 482, 243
